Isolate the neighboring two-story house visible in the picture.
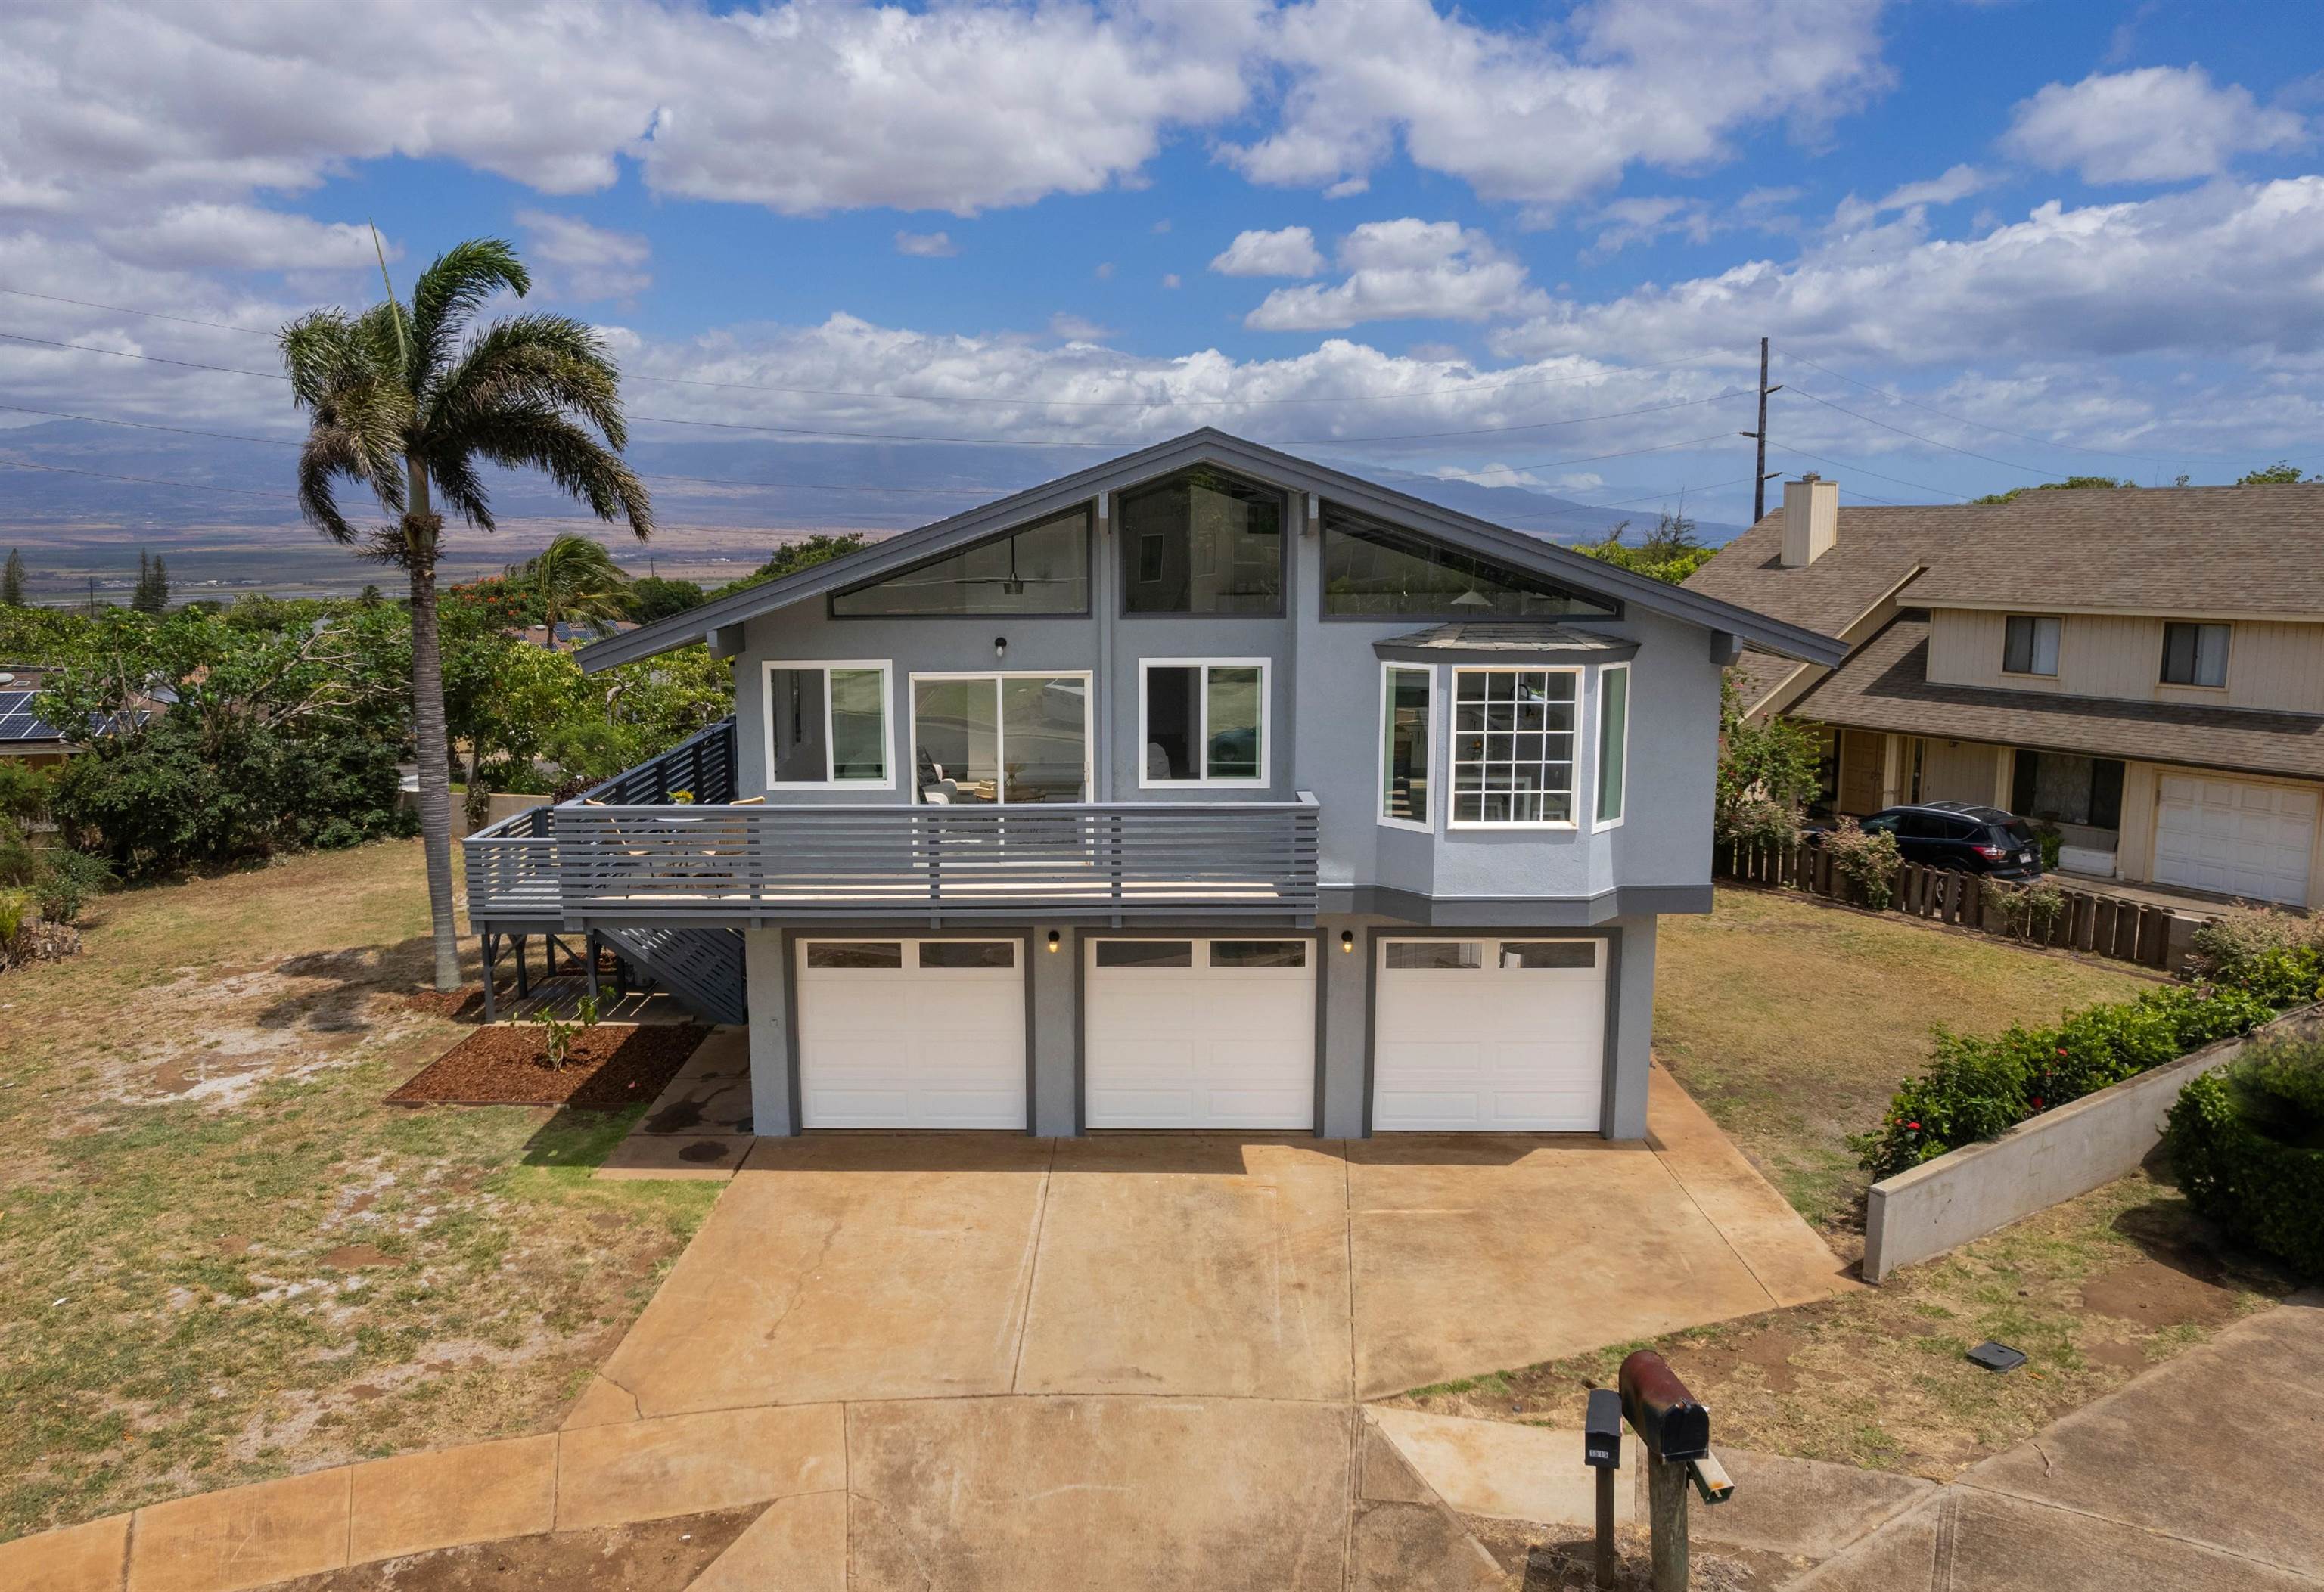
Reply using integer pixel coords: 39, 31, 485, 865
1690, 476, 2324, 908
468, 430, 1838, 1140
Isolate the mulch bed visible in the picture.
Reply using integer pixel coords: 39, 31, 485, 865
387, 1023, 705, 1109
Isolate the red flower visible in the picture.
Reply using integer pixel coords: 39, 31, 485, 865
1905, 1121, 1921, 1131
2030, 1098, 2044, 1111
2055, 1047, 2068, 1057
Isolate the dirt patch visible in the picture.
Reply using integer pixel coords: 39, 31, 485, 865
1667, 1328, 1806, 1395
2079, 1256, 2242, 1330
1465, 1515, 1784, 1590
402, 987, 491, 1023
387, 1024, 704, 1110
271, 1506, 760, 1590
321, 1245, 399, 1271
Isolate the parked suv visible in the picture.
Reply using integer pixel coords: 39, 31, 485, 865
1838, 801, 2044, 879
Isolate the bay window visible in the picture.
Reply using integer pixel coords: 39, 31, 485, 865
1378, 664, 1434, 829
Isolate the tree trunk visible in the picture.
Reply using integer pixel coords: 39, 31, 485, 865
404, 463, 461, 992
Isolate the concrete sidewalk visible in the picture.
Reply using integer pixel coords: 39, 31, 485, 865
1793, 1293, 2324, 1590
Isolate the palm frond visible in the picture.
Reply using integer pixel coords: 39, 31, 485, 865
410, 238, 529, 382
424, 314, 626, 446
447, 404, 654, 540
296, 424, 403, 543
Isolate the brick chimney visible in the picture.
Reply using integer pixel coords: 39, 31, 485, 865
1780, 474, 1838, 567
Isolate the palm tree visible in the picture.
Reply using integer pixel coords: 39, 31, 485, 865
510, 533, 633, 648
281, 239, 651, 992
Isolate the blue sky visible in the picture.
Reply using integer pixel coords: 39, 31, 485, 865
4, 0, 2323, 538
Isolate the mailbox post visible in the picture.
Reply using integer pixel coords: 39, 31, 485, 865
1619, 1351, 1711, 1592
1583, 1388, 1623, 1589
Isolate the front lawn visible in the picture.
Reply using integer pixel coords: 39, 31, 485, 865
1654, 886, 2157, 1243
0, 841, 722, 1544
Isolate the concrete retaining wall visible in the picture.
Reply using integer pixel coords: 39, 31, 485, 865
1863, 1002, 2324, 1282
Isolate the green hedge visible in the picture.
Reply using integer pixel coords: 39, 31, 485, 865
2167, 1038, 2324, 1280
1855, 980, 2285, 1180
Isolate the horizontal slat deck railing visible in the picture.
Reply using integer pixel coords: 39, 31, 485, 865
461, 804, 562, 926
1716, 839, 2184, 970
579, 717, 738, 806
555, 796, 1322, 922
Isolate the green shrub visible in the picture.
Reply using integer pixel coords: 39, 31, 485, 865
1984, 879, 2065, 941
32, 846, 110, 924
1822, 818, 1902, 910
2190, 907, 2324, 986
2167, 1037, 2324, 1280
0, 884, 31, 942
1856, 983, 2275, 1179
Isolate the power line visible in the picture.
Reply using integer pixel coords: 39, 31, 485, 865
0, 400, 300, 447
0, 284, 1742, 409
1763, 442, 1969, 503
0, 328, 289, 381
1360, 431, 1740, 486
1779, 385, 2067, 479
0, 458, 295, 498
1779, 352, 2244, 467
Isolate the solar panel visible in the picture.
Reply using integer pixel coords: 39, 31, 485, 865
0, 690, 62, 743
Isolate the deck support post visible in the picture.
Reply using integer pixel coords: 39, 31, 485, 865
480, 933, 500, 1023
584, 932, 601, 1001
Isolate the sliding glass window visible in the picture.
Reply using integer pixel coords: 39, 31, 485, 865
910, 674, 1089, 804
1140, 659, 1267, 785
765, 663, 890, 787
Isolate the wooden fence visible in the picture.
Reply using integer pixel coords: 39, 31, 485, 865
1717, 840, 2186, 970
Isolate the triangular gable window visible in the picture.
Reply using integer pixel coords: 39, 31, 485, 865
1321, 505, 1618, 619
831, 506, 1091, 616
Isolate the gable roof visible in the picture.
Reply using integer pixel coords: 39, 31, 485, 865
1912, 483, 2324, 618
576, 429, 1848, 673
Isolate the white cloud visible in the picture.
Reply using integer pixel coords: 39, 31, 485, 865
1496, 178, 2324, 369
517, 210, 651, 299
2002, 67, 2307, 184
1209, 225, 1325, 277
1048, 312, 1112, 343
1874, 163, 1993, 212
894, 230, 958, 258
95, 204, 381, 272
1220, 0, 1889, 210
1245, 219, 1543, 330
1587, 197, 1720, 255
1161, 272, 1182, 288
1094, 261, 1116, 281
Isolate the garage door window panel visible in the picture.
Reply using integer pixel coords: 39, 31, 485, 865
1210, 939, 1306, 967
1384, 941, 1483, 970
1094, 939, 1192, 968
919, 941, 1017, 970
1500, 941, 1597, 970
806, 942, 903, 969
1449, 667, 1577, 827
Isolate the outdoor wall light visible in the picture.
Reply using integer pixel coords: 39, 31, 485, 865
1047, 930, 1061, 953
994, 635, 1008, 659
1340, 931, 1354, 954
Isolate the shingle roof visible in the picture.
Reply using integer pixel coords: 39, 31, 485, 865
1726, 649, 1805, 715
1788, 616, 2324, 780
1682, 504, 1989, 638
1912, 484, 2324, 616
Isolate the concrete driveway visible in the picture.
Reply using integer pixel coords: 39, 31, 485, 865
595, 1064, 1851, 1416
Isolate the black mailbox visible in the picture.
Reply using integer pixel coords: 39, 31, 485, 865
1618, 1350, 1709, 1463
1583, 1389, 1623, 1469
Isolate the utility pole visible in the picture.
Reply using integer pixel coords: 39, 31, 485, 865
1738, 337, 1782, 522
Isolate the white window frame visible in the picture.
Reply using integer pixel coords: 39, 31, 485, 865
904, 670, 1095, 805
2001, 613, 2061, 678
1376, 661, 1437, 833
1137, 656, 1271, 789
1591, 661, 1630, 833
1446, 663, 1583, 830
760, 659, 896, 790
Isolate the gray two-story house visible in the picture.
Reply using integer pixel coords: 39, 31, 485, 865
465, 430, 1838, 1140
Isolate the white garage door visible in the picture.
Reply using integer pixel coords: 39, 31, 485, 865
797, 939, 1026, 1128
1373, 937, 1607, 1132
2152, 775, 2316, 907
1085, 937, 1315, 1128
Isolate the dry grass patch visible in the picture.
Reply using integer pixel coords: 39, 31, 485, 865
0, 841, 722, 1544
1654, 886, 2156, 1246
1394, 1169, 2295, 1480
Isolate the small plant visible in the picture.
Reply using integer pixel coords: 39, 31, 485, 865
2030, 821, 2064, 871
2189, 906, 2324, 985
668, 788, 696, 805
1719, 794, 1799, 852
1984, 878, 2065, 942
2167, 1034, 2324, 1280
0, 884, 33, 944
541, 993, 601, 1069
1822, 818, 1903, 910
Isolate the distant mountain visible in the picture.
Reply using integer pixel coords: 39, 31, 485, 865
0, 419, 1739, 600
